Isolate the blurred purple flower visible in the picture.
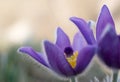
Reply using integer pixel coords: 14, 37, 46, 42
70, 5, 120, 69
95, 5, 120, 69
18, 27, 96, 77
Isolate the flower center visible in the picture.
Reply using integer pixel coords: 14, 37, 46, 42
64, 47, 78, 68
64, 47, 73, 57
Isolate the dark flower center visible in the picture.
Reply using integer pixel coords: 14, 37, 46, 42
64, 47, 73, 57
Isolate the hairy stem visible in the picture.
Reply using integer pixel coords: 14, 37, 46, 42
70, 77, 77, 82
112, 70, 119, 82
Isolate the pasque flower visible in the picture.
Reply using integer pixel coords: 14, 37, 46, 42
18, 26, 96, 77
95, 5, 120, 69
70, 5, 120, 69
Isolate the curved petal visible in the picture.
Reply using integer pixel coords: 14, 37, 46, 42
72, 32, 87, 51
55, 27, 71, 51
18, 47, 49, 67
96, 5, 115, 41
70, 17, 95, 45
74, 45, 96, 73
44, 40, 75, 76
98, 26, 120, 69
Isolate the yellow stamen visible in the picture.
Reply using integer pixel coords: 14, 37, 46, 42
66, 51, 78, 68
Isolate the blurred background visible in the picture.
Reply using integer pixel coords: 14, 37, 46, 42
0, 0, 120, 82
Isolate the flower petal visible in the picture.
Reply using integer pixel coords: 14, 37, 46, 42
70, 17, 95, 44
74, 45, 96, 73
72, 32, 87, 51
96, 5, 115, 41
98, 26, 120, 69
44, 40, 75, 76
18, 47, 49, 67
55, 27, 71, 51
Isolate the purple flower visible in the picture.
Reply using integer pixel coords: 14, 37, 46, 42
70, 5, 120, 69
95, 5, 120, 69
70, 17, 96, 45
18, 27, 96, 77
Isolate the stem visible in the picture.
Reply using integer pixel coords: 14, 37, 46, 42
70, 77, 77, 82
112, 70, 119, 82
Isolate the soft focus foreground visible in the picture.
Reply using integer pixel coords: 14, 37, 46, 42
0, 0, 120, 82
